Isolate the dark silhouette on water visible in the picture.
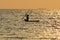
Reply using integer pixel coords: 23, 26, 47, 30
24, 14, 39, 22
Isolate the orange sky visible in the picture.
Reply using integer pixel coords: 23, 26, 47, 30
0, 0, 60, 9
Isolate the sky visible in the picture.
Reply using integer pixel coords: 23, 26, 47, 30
0, 0, 60, 9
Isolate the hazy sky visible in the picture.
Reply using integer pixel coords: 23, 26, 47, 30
0, 0, 60, 9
